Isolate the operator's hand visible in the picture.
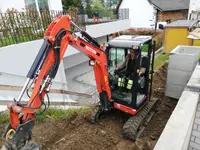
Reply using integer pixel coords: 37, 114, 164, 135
115, 66, 119, 71
139, 71, 143, 77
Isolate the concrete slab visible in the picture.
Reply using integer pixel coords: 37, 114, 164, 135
165, 84, 185, 99
154, 91, 199, 150
168, 54, 197, 71
166, 69, 192, 85
76, 70, 96, 86
65, 61, 96, 104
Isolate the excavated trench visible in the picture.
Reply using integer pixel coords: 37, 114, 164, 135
0, 62, 177, 150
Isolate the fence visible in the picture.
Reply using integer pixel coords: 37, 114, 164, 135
0, 10, 85, 47
0, 9, 129, 47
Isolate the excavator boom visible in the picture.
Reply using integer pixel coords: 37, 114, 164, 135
1, 15, 111, 150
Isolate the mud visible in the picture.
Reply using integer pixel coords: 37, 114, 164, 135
0, 62, 177, 150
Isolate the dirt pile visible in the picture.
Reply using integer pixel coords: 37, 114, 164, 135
0, 62, 177, 150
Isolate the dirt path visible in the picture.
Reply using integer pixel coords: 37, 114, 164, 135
0, 63, 177, 150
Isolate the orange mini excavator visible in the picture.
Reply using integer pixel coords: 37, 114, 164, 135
1, 15, 157, 150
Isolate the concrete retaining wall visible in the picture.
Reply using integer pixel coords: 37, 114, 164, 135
155, 62, 200, 150
165, 45, 200, 99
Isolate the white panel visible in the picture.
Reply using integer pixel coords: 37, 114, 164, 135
0, 40, 66, 83
86, 19, 131, 38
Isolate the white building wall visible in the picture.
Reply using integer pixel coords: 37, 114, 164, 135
0, 39, 66, 83
0, 0, 25, 12
188, 0, 200, 19
48, 0, 63, 11
0, 0, 63, 13
119, 0, 155, 28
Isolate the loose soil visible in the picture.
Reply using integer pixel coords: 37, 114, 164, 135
0, 62, 177, 150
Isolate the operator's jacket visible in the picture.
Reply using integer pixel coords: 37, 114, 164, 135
118, 54, 146, 76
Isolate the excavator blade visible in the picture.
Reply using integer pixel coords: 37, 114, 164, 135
123, 98, 158, 141
1, 141, 40, 150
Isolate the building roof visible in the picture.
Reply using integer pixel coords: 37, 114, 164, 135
165, 20, 198, 28
117, 0, 190, 11
149, 0, 190, 11
108, 35, 152, 48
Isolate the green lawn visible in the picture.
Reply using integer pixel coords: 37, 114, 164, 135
0, 107, 91, 124
154, 53, 169, 70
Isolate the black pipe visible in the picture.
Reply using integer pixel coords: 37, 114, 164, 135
81, 31, 100, 48
27, 39, 50, 79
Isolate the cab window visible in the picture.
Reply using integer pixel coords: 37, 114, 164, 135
109, 48, 125, 72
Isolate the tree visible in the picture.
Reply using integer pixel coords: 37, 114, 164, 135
105, 0, 118, 8
85, 0, 92, 17
91, 0, 105, 11
100, 0, 105, 6
62, 0, 83, 10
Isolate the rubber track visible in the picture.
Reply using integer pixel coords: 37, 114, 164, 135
123, 98, 158, 140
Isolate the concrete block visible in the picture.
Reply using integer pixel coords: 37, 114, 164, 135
154, 91, 199, 150
192, 130, 200, 138
190, 142, 200, 150
194, 124, 198, 130
166, 69, 192, 85
179, 46, 200, 55
191, 135, 196, 142
187, 68, 200, 88
195, 64, 200, 70
195, 118, 200, 124
188, 147, 193, 150
165, 84, 185, 99
198, 126, 200, 132
196, 112, 200, 118
187, 78, 200, 89
190, 68, 200, 79
195, 137, 200, 144
168, 54, 197, 71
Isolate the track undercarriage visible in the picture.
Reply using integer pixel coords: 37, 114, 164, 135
90, 97, 158, 141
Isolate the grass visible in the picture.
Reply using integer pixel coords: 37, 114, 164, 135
154, 52, 170, 70
0, 113, 10, 124
35, 107, 91, 121
0, 107, 92, 124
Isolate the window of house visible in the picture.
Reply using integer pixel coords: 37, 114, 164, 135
25, 0, 37, 10
38, 0, 49, 11
25, 0, 49, 11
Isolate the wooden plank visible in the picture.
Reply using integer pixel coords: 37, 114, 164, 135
0, 84, 92, 98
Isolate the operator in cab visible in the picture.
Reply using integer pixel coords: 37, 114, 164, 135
115, 48, 145, 78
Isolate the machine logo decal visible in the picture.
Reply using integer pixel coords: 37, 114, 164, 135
86, 46, 97, 55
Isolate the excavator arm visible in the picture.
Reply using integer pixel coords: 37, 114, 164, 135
2, 15, 111, 150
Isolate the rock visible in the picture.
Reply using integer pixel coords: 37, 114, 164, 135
100, 130, 106, 135
150, 135, 156, 140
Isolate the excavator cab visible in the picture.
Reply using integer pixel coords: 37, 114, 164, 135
105, 35, 155, 114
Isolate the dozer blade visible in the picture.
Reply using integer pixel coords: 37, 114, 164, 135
123, 98, 158, 141
1, 141, 40, 150
89, 105, 104, 123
